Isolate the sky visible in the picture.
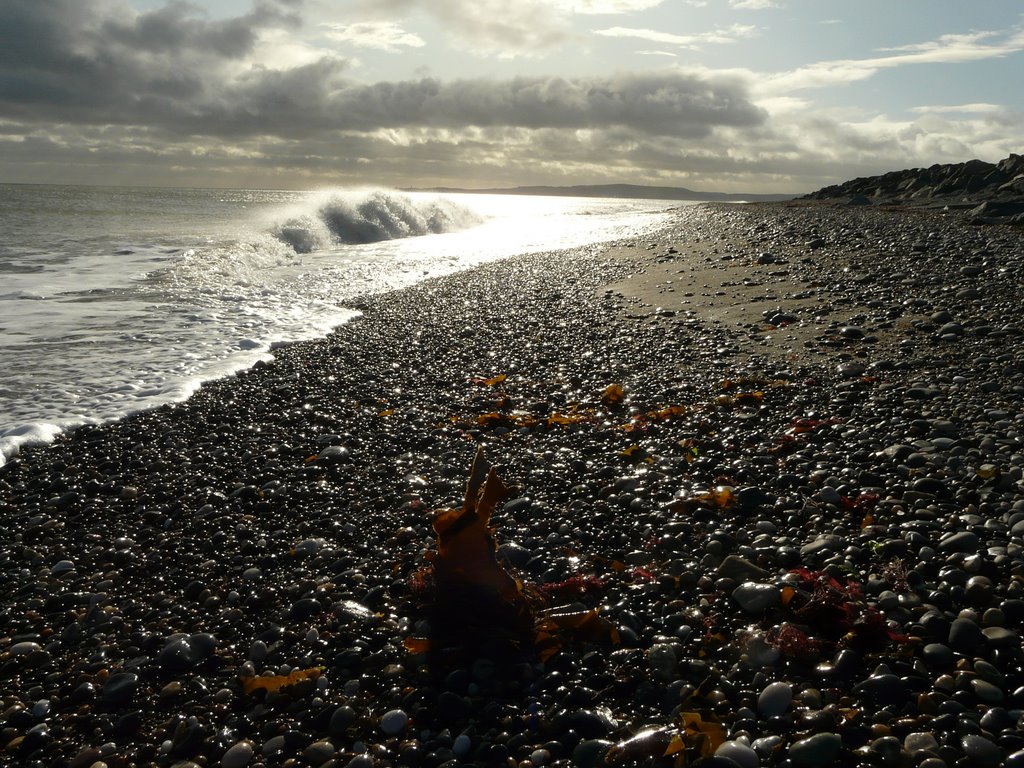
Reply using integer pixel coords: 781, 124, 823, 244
0, 0, 1022, 193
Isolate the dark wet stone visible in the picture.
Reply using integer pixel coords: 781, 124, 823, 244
949, 617, 985, 652
853, 674, 907, 707
912, 478, 950, 496
716, 554, 770, 581
572, 739, 613, 768
435, 691, 471, 724
329, 706, 357, 738
789, 733, 842, 768
157, 633, 217, 671
569, 709, 616, 739
983, 626, 1020, 646
732, 582, 780, 614
961, 734, 1003, 767
289, 598, 324, 619
970, 678, 1004, 703
938, 531, 979, 553
922, 643, 954, 667
102, 672, 139, 706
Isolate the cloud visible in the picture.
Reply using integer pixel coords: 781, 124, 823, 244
729, 0, 778, 9
2, 1, 1021, 195
0, 0, 765, 141
357, 0, 571, 56
554, 0, 668, 13
323, 21, 425, 52
764, 28, 1024, 93
0, 0, 770, 189
910, 103, 1004, 115
4, 100, 1020, 194
594, 24, 758, 48
0, 0, 306, 114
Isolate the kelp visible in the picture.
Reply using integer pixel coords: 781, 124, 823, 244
669, 485, 735, 513
417, 448, 538, 656
240, 667, 322, 696
537, 573, 607, 600
772, 568, 911, 655
601, 383, 626, 406
604, 713, 726, 767
411, 450, 625, 663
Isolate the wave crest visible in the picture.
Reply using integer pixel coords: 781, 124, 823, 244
271, 189, 482, 253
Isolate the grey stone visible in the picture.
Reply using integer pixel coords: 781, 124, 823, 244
937, 531, 979, 553
716, 554, 770, 581
948, 617, 985, 652
961, 735, 1004, 768
732, 582, 781, 614
222, 741, 255, 768
789, 733, 842, 768
757, 681, 793, 717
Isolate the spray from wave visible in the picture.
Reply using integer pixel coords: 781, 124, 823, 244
270, 189, 484, 253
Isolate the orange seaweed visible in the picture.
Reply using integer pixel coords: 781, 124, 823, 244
422, 448, 536, 654
240, 667, 322, 695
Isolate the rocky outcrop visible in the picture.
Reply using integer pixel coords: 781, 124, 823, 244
804, 154, 1024, 224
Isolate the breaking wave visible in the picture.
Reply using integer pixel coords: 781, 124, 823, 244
270, 189, 483, 253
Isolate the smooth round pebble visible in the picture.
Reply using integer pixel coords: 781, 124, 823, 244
380, 709, 408, 735
789, 733, 842, 768
222, 741, 254, 768
716, 740, 759, 768
757, 681, 793, 717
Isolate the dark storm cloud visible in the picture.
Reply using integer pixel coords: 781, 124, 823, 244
0, 0, 302, 122
0, 0, 764, 140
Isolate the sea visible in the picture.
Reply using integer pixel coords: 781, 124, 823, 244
0, 183, 680, 466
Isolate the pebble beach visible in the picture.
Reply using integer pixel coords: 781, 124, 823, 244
4, 200, 1024, 768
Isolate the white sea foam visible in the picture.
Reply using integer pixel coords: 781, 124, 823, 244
269, 189, 483, 252
0, 183, 679, 466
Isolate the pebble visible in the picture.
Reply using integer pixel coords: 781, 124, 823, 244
961, 734, 1004, 767
380, 709, 408, 736
453, 733, 472, 758
948, 617, 985, 652
716, 740, 759, 768
904, 732, 939, 754
221, 741, 254, 768
10, 641, 42, 656
156, 633, 217, 670
303, 740, 336, 764
101, 672, 138, 706
757, 681, 793, 717
732, 582, 781, 614
788, 733, 842, 768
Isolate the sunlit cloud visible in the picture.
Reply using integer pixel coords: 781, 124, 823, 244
554, 0, 667, 13
323, 21, 425, 52
594, 24, 758, 48
730, 0, 779, 9
353, 0, 571, 56
910, 103, 1004, 114
0, 0, 1022, 193
765, 28, 1024, 93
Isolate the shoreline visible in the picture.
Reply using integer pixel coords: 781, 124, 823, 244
3, 202, 1024, 767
